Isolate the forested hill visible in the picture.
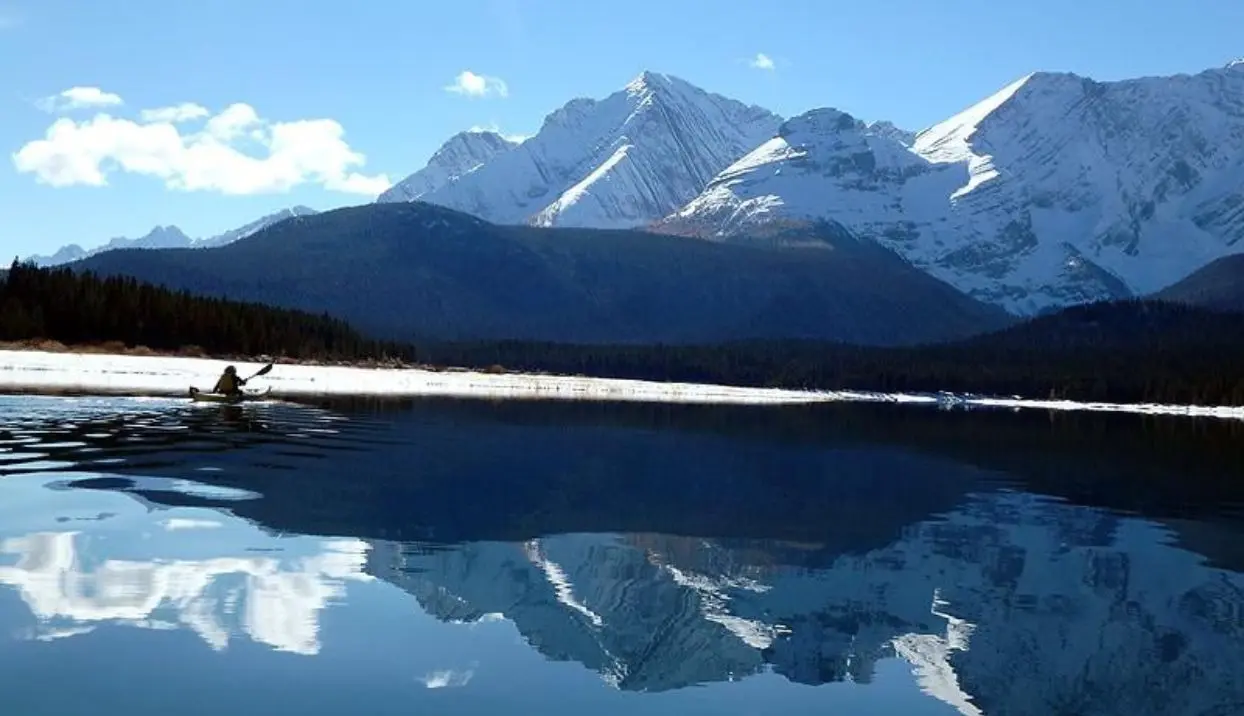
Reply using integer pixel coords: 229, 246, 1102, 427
0, 260, 415, 362
419, 299, 1244, 407
71, 201, 1012, 346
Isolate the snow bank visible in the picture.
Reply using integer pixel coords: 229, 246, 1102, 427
1, 350, 1242, 420
0, 350, 843, 405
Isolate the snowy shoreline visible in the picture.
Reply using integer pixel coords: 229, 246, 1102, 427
1, 349, 1243, 420
0, 349, 846, 406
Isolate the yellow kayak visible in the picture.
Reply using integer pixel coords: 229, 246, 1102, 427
188, 386, 272, 403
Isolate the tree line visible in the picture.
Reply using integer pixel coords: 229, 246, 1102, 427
0, 259, 416, 362
4, 258, 1244, 406
418, 300, 1244, 407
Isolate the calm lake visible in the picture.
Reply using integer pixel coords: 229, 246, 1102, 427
1, 394, 1242, 715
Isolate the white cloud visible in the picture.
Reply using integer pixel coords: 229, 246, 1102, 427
140, 103, 210, 124
445, 70, 509, 98
468, 123, 529, 144
749, 53, 776, 71
36, 86, 124, 113
13, 98, 391, 196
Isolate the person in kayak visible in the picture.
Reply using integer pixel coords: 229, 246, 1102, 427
211, 365, 247, 396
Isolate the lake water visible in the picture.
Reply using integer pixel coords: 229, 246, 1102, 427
1, 394, 1243, 715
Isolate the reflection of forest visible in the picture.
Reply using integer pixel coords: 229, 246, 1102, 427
7, 397, 1244, 563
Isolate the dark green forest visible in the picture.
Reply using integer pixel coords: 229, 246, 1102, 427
0, 260, 416, 362
4, 259, 1244, 406
418, 299, 1244, 407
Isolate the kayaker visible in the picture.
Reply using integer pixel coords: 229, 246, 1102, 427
211, 365, 247, 396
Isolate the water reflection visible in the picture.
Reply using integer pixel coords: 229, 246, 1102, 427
0, 526, 370, 654
365, 492, 1244, 712
1, 395, 1243, 715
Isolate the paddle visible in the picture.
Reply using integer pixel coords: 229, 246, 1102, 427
245, 362, 275, 382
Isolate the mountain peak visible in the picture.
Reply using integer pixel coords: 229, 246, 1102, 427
430, 130, 518, 166
104, 225, 191, 251
778, 108, 864, 139
625, 70, 674, 94
376, 129, 519, 204
385, 70, 781, 230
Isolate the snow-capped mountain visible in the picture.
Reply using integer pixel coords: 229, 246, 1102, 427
662, 61, 1244, 315
376, 130, 520, 204
26, 206, 318, 266
382, 71, 783, 229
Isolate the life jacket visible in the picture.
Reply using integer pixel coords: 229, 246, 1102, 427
213, 373, 242, 394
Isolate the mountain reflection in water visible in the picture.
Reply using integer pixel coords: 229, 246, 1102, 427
0, 395, 1242, 716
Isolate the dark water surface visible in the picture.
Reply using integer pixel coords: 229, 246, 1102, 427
1, 394, 1243, 715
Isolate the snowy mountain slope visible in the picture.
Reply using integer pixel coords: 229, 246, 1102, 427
393, 71, 782, 229
662, 61, 1244, 315
25, 206, 319, 266
375, 130, 519, 204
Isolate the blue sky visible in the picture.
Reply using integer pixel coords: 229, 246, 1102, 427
3, 0, 1242, 258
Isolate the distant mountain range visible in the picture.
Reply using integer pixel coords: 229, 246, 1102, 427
74, 202, 1011, 345
376, 63, 1244, 317
39, 61, 1244, 346
26, 206, 318, 267
661, 63, 1244, 315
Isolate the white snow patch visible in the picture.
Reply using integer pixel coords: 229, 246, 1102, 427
524, 539, 604, 628
0, 350, 842, 405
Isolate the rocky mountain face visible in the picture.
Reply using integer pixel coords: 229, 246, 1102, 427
25, 206, 318, 267
380, 71, 783, 230
375, 130, 519, 204
661, 62, 1244, 315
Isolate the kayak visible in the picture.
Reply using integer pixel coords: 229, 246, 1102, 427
188, 386, 272, 403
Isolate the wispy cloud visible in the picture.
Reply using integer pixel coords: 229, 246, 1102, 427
36, 86, 124, 113
468, 123, 530, 144
749, 53, 776, 71
445, 70, 509, 98
140, 103, 210, 124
